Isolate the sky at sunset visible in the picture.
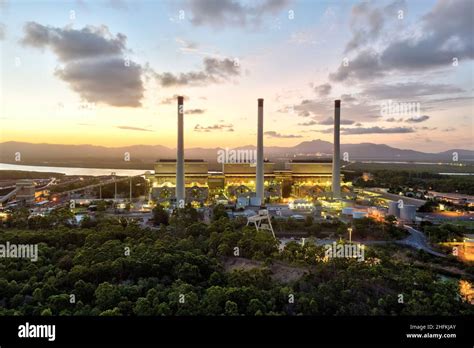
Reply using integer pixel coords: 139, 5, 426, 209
0, 0, 473, 152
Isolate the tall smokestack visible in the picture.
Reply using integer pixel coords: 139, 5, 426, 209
332, 100, 341, 199
176, 96, 185, 205
256, 98, 264, 205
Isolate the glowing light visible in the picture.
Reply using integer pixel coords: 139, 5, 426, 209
460, 280, 474, 304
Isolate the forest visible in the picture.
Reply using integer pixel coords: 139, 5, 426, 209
0, 205, 472, 316
349, 169, 474, 195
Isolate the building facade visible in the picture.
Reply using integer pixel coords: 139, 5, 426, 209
146, 159, 346, 205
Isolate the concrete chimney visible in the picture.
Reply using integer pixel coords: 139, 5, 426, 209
256, 98, 264, 205
176, 96, 185, 205
332, 100, 341, 199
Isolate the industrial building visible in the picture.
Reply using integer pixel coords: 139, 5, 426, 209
0, 179, 36, 206
146, 97, 347, 206
147, 158, 346, 205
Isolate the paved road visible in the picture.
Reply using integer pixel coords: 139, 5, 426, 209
280, 225, 447, 258
364, 188, 426, 207
396, 225, 446, 257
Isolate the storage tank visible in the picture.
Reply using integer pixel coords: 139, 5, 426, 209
400, 205, 416, 222
237, 196, 249, 209
352, 211, 368, 219
250, 197, 262, 206
388, 201, 400, 218
342, 207, 354, 215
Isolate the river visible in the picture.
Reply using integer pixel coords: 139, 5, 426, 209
1, 162, 472, 177
0, 163, 149, 177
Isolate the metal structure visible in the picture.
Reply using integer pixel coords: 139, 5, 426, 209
246, 209, 275, 239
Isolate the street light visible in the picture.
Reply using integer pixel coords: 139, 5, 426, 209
348, 227, 353, 243
111, 172, 117, 202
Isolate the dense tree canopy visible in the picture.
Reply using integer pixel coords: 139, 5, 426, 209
0, 208, 472, 316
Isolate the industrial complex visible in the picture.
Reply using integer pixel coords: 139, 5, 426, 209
146, 97, 349, 207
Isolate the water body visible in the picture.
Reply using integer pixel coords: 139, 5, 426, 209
0, 163, 148, 177
1, 162, 472, 177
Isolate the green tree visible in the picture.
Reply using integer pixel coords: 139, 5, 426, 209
152, 205, 169, 226
41, 308, 52, 316
224, 300, 239, 316
212, 204, 228, 221
94, 282, 121, 310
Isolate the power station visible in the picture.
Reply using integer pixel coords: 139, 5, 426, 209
146, 97, 346, 206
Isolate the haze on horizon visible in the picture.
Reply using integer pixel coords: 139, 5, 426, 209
0, 0, 473, 153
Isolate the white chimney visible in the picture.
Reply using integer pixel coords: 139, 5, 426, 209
176, 96, 185, 204
332, 99, 341, 199
256, 98, 264, 205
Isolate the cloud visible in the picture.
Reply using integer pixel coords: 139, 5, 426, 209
386, 117, 403, 122
21, 22, 144, 107
155, 57, 240, 87
340, 126, 415, 135
116, 125, 152, 132
318, 117, 355, 125
314, 83, 332, 96
298, 120, 318, 126
405, 115, 430, 123
345, 0, 405, 53
315, 126, 415, 135
311, 128, 333, 134
175, 37, 198, 53
185, 108, 206, 114
160, 95, 190, 104
55, 57, 143, 107
293, 97, 380, 122
362, 82, 464, 99
186, 0, 290, 28
106, 0, 130, 10
331, 0, 474, 82
442, 127, 456, 132
289, 30, 317, 45
329, 49, 384, 82
341, 94, 357, 103
0, 23, 5, 40
194, 123, 234, 132
298, 110, 310, 117
265, 131, 303, 139
21, 22, 127, 61
381, 0, 473, 71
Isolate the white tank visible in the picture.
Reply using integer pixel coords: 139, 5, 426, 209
250, 197, 262, 206
388, 201, 400, 218
400, 205, 416, 222
342, 207, 354, 215
352, 211, 368, 219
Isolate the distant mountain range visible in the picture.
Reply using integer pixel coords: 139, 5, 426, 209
0, 140, 472, 170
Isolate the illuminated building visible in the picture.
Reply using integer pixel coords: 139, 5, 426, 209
145, 98, 348, 205
146, 158, 346, 205
149, 159, 209, 205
